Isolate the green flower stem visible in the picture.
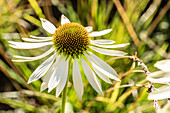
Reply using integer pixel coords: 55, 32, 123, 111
61, 79, 68, 113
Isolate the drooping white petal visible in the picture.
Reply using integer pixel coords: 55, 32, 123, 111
148, 86, 170, 100
81, 57, 103, 96
154, 59, 170, 72
8, 41, 53, 49
22, 37, 52, 42
27, 54, 55, 84
93, 67, 112, 84
48, 57, 66, 92
61, 14, 70, 25
30, 35, 52, 40
92, 66, 112, 84
85, 56, 112, 83
90, 40, 115, 44
40, 18, 57, 34
87, 52, 119, 77
55, 58, 69, 97
44, 55, 63, 83
73, 59, 84, 100
90, 46, 127, 56
85, 26, 93, 32
92, 62, 120, 81
91, 42, 129, 49
89, 29, 112, 37
12, 47, 55, 62
85, 53, 120, 81
147, 71, 170, 83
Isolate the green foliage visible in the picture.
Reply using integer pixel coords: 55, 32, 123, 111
0, 0, 169, 112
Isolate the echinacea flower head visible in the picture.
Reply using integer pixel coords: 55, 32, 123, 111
147, 59, 170, 84
9, 14, 129, 100
148, 59, 170, 100
52, 22, 90, 58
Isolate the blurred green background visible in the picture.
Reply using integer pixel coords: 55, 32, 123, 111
0, 0, 170, 112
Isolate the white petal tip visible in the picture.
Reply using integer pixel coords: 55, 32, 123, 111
85, 26, 93, 32
123, 43, 130, 47
40, 18, 46, 22
124, 43, 130, 47
116, 79, 121, 82
30, 35, 34, 38
8, 41, 12, 43
61, 14, 67, 19
27, 81, 31, 84
27, 78, 36, 84
61, 14, 70, 25
56, 90, 63, 98
108, 81, 113, 84
56, 94, 59, 98
27, 78, 34, 84
123, 52, 128, 55
40, 18, 57, 34
79, 97, 82, 101
100, 92, 104, 96
108, 29, 112, 32
48, 89, 52, 93
77, 95, 83, 101
11, 59, 17, 62
40, 83, 48, 92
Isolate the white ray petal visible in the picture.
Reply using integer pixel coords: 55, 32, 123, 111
12, 47, 55, 62
85, 56, 112, 83
22, 37, 52, 42
81, 57, 103, 96
85, 26, 93, 32
148, 86, 170, 100
89, 29, 112, 37
85, 53, 120, 81
90, 40, 115, 45
154, 59, 170, 72
147, 71, 170, 83
40, 82, 48, 92
30, 35, 52, 40
40, 18, 57, 34
8, 41, 53, 49
73, 59, 84, 100
44, 55, 63, 83
91, 42, 129, 48
92, 62, 120, 81
92, 67, 112, 84
61, 14, 70, 25
90, 46, 127, 56
48, 57, 66, 92
56, 58, 69, 97
88, 52, 119, 77
27, 54, 55, 84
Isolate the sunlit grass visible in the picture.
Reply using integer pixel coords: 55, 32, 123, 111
0, 0, 169, 112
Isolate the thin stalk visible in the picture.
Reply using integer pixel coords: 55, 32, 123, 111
61, 79, 68, 113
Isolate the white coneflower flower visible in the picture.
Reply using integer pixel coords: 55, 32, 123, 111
148, 59, 170, 100
9, 15, 129, 99
147, 59, 170, 84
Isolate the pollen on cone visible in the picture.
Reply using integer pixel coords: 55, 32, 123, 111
52, 22, 90, 58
